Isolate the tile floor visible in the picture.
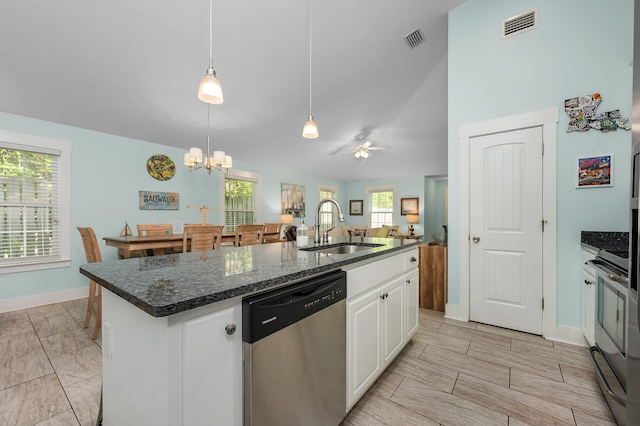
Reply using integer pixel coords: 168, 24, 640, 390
1, 300, 614, 426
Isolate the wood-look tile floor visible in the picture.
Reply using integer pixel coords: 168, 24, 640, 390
342, 309, 616, 426
1, 300, 615, 425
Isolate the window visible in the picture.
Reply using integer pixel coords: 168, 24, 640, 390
0, 131, 71, 273
223, 170, 261, 232
318, 185, 337, 231
368, 186, 395, 228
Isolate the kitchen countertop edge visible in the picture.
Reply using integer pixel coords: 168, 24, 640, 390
80, 239, 420, 317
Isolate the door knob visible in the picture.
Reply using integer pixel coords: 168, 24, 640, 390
472, 236, 480, 243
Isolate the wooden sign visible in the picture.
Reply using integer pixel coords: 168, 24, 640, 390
139, 191, 179, 210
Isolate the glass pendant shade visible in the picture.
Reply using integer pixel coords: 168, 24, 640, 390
198, 68, 224, 104
302, 114, 319, 139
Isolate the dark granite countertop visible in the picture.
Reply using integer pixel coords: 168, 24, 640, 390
580, 231, 629, 252
79, 237, 420, 318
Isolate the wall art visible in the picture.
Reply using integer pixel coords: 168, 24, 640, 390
400, 197, 419, 215
349, 200, 363, 216
281, 183, 305, 218
146, 154, 176, 181
139, 191, 179, 210
564, 93, 629, 133
577, 155, 612, 188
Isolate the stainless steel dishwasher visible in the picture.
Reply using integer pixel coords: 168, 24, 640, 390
243, 269, 347, 426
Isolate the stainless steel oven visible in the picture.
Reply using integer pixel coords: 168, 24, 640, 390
589, 249, 629, 424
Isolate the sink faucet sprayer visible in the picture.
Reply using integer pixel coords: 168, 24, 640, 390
315, 198, 345, 244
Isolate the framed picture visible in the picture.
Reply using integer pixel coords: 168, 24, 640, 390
577, 155, 612, 188
350, 200, 363, 216
401, 197, 419, 215
281, 183, 305, 217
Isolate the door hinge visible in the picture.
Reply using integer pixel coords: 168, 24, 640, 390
541, 219, 547, 232
542, 298, 544, 310
542, 141, 545, 155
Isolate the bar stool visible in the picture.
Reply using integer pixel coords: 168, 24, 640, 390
76, 226, 102, 340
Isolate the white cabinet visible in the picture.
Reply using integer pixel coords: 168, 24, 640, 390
405, 269, 419, 339
345, 248, 418, 409
382, 276, 405, 365
182, 304, 242, 426
582, 248, 596, 346
347, 285, 383, 404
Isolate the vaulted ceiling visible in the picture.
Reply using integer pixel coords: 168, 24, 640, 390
0, 0, 463, 181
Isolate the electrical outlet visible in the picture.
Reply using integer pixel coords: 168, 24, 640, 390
103, 321, 113, 359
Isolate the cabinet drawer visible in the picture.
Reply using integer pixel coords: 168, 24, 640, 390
404, 249, 419, 271
347, 253, 405, 298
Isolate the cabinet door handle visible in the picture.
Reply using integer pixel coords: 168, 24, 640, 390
410, 257, 417, 262
225, 324, 237, 335
584, 279, 593, 285
406, 279, 411, 284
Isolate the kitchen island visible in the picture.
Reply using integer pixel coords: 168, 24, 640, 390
80, 236, 420, 425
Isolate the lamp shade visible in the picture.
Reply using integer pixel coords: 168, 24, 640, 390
280, 214, 294, 224
302, 114, 319, 138
406, 214, 419, 224
198, 68, 224, 104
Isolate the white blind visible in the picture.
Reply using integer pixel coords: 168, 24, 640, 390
0, 147, 61, 266
319, 189, 336, 231
224, 177, 255, 231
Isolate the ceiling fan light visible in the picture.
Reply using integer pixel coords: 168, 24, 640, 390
198, 68, 224, 104
362, 150, 370, 158
302, 114, 319, 138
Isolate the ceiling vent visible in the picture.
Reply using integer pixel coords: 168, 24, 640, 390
404, 28, 424, 49
503, 10, 537, 38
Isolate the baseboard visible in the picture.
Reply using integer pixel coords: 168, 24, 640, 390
547, 324, 588, 347
444, 303, 587, 347
0, 287, 87, 313
444, 303, 469, 322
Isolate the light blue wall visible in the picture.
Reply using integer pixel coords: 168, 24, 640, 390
424, 177, 448, 240
346, 177, 425, 236
448, 0, 633, 328
0, 112, 345, 302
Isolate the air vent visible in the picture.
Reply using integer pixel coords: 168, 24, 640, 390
503, 10, 537, 38
404, 28, 424, 49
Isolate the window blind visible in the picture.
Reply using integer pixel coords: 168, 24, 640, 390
0, 147, 61, 266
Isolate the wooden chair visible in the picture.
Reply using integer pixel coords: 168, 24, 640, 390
263, 223, 283, 243
234, 224, 265, 247
76, 227, 102, 340
183, 224, 224, 252
136, 223, 174, 255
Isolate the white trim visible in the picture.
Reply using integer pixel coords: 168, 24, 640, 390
458, 107, 558, 339
0, 130, 72, 274
0, 286, 87, 313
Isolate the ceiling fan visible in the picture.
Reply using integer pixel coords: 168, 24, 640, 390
352, 137, 390, 164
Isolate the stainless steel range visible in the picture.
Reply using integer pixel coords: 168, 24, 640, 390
588, 248, 629, 424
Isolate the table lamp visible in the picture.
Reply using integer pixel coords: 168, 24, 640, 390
406, 214, 419, 236
280, 214, 294, 238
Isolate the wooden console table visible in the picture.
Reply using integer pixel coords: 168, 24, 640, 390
418, 244, 447, 312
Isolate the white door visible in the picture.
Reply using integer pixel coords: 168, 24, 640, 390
382, 276, 405, 365
469, 126, 543, 334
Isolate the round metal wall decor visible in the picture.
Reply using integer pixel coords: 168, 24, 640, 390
146, 154, 176, 181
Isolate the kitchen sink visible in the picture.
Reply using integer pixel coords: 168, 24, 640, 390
299, 242, 383, 255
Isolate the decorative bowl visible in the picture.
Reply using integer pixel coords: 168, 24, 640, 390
431, 233, 445, 243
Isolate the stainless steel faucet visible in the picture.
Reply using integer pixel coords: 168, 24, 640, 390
314, 198, 346, 244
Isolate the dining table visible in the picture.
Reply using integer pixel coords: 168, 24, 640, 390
104, 231, 239, 259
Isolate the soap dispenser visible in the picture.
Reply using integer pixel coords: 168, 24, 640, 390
297, 218, 309, 245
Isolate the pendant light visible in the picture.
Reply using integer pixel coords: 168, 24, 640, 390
302, 0, 319, 138
197, 0, 223, 104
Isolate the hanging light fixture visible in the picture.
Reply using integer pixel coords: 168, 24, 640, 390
197, 0, 223, 104
302, 0, 318, 138
184, 104, 232, 174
